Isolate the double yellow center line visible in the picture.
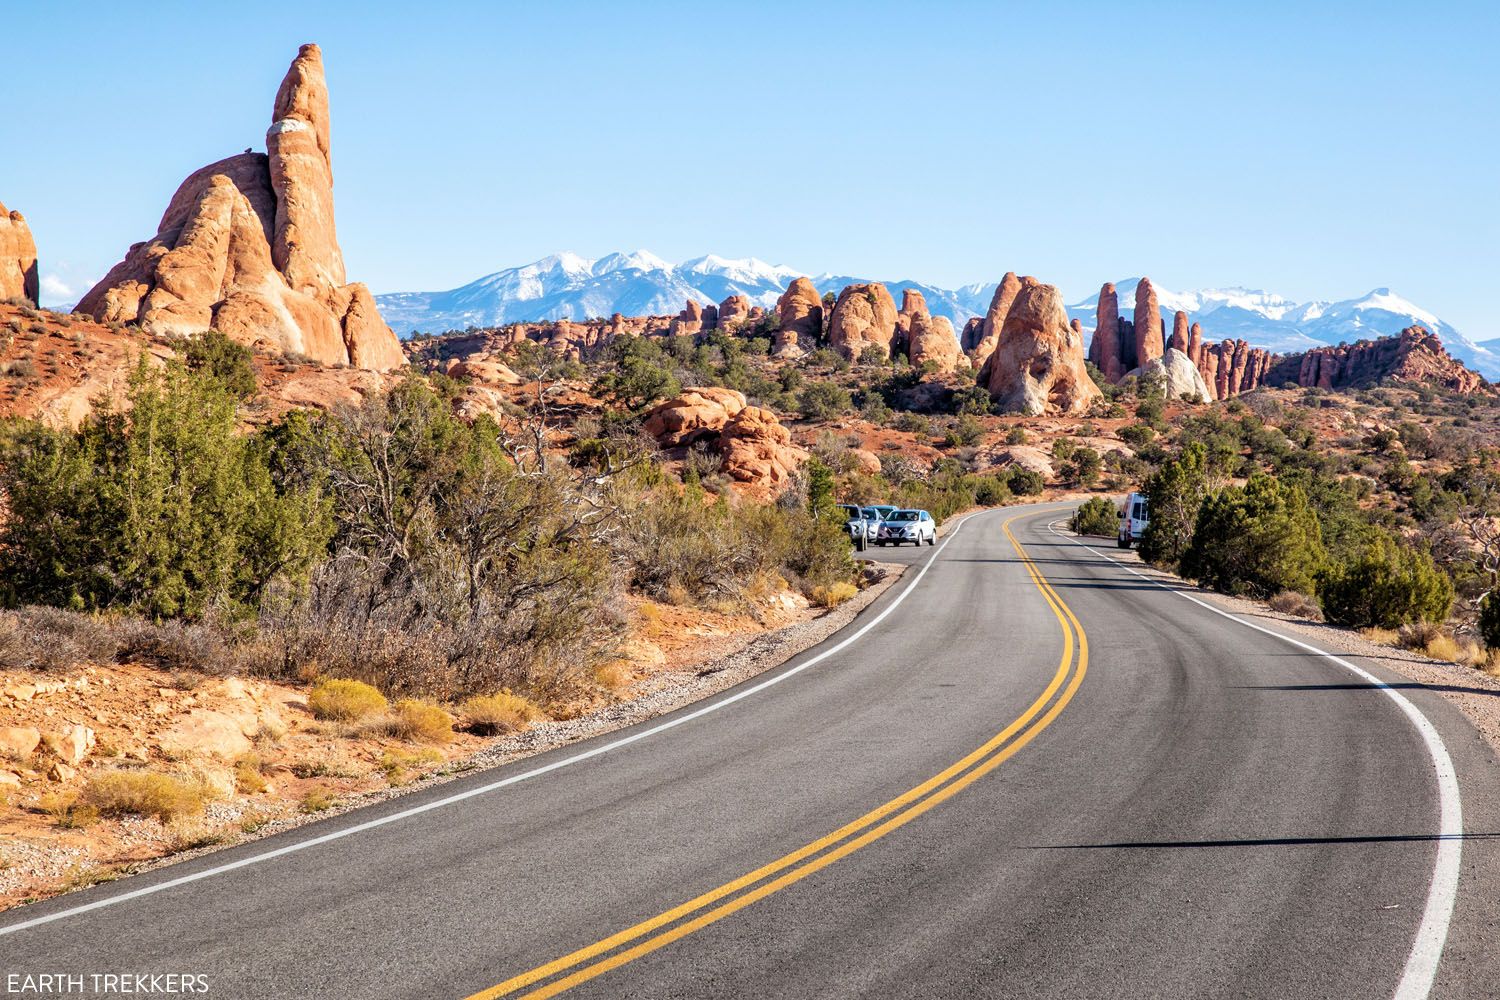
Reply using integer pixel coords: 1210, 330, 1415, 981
467, 509, 1088, 1000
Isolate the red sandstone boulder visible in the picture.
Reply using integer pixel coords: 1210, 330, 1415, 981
1090, 282, 1123, 383
718, 294, 752, 329
1170, 310, 1190, 353
715, 405, 808, 492
773, 278, 822, 357
982, 278, 1103, 416
969, 272, 1022, 370
642, 387, 747, 447
827, 282, 897, 361
909, 312, 961, 372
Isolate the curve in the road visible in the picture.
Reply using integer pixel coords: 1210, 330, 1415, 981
1050, 520, 1462, 1000
466, 509, 1089, 1000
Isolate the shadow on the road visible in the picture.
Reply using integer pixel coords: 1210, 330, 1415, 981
1243, 682, 1500, 698
1037, 833, 1497, 849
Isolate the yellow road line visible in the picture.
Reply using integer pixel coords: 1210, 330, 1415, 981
467, 508, 1086, 1000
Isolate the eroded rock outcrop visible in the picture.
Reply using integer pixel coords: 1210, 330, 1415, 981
908, 312, 961, 372
895, 288, 928, 356
1170, 310, 1190, 353
1133, 277, 1164, 368
1088, 282, 1123, 382
0, 203, 39, 305
1264, 326, 1482, 393
715, 405, 808, 491
827, 282, 897, 361
982, 278, 1102, 415
969, 272, 1022, 370
642, 387, 747, 447
717, 294, 752, 329
75, 44, 404, 371
773, 277, 822, 357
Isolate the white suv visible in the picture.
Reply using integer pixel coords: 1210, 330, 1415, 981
877, 509, 936, 547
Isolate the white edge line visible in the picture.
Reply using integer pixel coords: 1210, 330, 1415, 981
1047, 520, 1462, 1000
0, 506, 1009, 938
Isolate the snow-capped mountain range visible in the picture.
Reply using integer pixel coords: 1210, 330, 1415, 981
374, 252, 1497, 379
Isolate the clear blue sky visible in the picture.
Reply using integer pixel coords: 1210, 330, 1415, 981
5, 0, 1496, 337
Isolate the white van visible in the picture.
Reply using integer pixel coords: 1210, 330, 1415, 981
1118, 492, 1148, 548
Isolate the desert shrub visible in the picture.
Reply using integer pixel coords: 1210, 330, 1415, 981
1481, 593, 1500, 651
593, 337, 680, 410
307, 678, 388, 721
234, 756, 269, 794
1006, 468, 1046, 496
1181, 474, 1327, 598
943, 414, 985, 448
378, 699, 455, 744
1071, 497, 1118, 537
1319, 533, 1453, 629
797, 382, 853, 420
179, 330, 257, 400
81, 771, 207, 823
967, 475, 1012, 507
1004, 426, 1028, 445
811, 581, 858, 607
895, 412, 933, 436
301, 788, 336, 813
1118, 424, 1156, 447
1066, 447, 1103, 488
857, 345, 889, 366
0, 606, 120, 670
1051, 438, 1077, 461
1269, 590, 1323, 620
461, 692, 545, 736
1138, 442, 1210, 568
0, 358, 332, 618
378, 748, 443, 785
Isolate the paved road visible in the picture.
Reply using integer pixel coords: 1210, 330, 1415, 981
3, 503, 1497, 999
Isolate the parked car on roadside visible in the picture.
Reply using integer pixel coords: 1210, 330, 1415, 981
838, 504, 881, 551
877, 508, 936, 546
1118, 491, 1148, 548
867, 504, 899, 522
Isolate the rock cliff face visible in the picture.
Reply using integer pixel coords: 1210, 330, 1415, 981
717, 294, 752, 329
968, 272, 1022, 370
1133, 348, 1212, 401
773, 277, 822, 357
0, 203, 39, 305
827, 282, 897, 360
982, 278, 1102, 416
74, 44, 404, 371
1264, 326, 1483, 393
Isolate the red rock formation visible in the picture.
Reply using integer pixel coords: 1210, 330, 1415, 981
969, 272, 1022, 370
908, 312, 961, 372
1170, 310, 1189, 353
643, 387, 747, 447
773, 277, 821, 357
1264, 326, 1482, 393
75, 44, 404, 371
1199, 344, 1220, 400
960, 317, 986, 355
981, 278, 1103, 416
1188, 322, 1203, 366
827, 282, 897, 361
714, 405, 808, 493
1133, 277, 1164, 367
0, 203, 38, 305
717, 294, 752, 329
895, 288, 928, 357
1089, 282, 1123, 382
670, 299, 706, 336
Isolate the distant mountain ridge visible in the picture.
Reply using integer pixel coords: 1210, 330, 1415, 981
374, 252, 1496, 379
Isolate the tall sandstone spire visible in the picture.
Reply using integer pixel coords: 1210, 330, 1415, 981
0, 202, 38, 305
1133, 277, 1164, 367
75, 44, 404, 371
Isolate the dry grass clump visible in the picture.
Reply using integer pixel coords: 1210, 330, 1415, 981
810, 581, 859, 608
307, 678, 387, 721
0, 606, 120, 671
1361, 626, 1400, 646
1269, 590, 1322, 620
372, 699, 454, 744
378, 748, 443, 786
80, 771, 207, 823
300, 788, 336, 813
233, 755, 269, 794
592, 661, 631, 691
460, 692, 545, 736
37, 791, 99, 829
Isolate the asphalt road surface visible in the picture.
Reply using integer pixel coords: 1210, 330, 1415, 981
3, 503, 1497, 1000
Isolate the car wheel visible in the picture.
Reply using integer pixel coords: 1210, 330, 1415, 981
927, 534, 935, 546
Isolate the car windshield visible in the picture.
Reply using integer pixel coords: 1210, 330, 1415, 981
860, 508, 881, 519
890, 511, 918, 522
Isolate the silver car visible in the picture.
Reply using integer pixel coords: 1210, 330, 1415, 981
877, 508, 936, 547
838, 504, 881, 551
